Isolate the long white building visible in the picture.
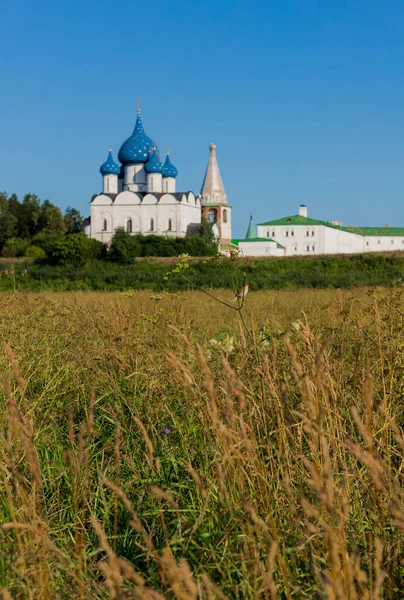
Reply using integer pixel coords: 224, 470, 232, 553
232, 205, 404, 257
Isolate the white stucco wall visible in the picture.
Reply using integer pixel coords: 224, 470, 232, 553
124, 165, 147, 191
237, 240, 284, 257
103, 174, 118, 194
89, 191, 201, 242
220, 207, 232, 241
256, 223, 404, 256
163, 177, 176, 193
147, 173, 163, 193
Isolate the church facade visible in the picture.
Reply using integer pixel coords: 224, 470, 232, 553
86, 108, 231, 244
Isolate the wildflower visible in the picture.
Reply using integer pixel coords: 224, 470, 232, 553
163, 427, 172, 434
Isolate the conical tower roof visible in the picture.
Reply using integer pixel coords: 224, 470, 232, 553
200, 143, 228, 205
245, 216, 257, 239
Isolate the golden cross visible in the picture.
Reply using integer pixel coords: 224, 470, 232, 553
109, 140, 112, 152
137, 97, 141, 115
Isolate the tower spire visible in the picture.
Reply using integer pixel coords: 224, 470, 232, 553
200, 143, 228, 205
245, 215, 257, 239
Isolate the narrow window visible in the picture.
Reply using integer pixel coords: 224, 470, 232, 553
223, 209, 228, 223
311, 231, 315, 236
126, 219, 132, 233
312, 245, 315, 251
306, 245, 310, 251
168, 219, 172, 231
272, 230, 275, 237
150, 218, 154, 231
102, 218, 107, 232
366, 241, 369, 246
150, 177, 153, 192
378, 239, 381, 244
291, 230, 294, 236
391, 239, 394, 244
106, 178, 110, 192
165, 181, 168, 192
285, 231, 289, 237
306, 231, 309, 237
208, 209, 217, 224
266, 231, 270, 237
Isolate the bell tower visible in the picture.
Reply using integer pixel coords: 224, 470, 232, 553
200, 143, 231, 243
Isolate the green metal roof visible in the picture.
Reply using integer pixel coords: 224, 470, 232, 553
258, 215, 328, 226
338, 226, 404, 237
258, 214, 404, 237
231, 237, 285, 249
245, 216, 257, 239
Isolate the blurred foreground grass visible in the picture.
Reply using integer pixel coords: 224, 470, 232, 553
1, 288, 404, 599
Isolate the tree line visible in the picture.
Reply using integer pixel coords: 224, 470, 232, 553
0, 192, 217, 264
0, 192, 84, 257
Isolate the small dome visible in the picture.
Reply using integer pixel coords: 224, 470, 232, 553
145, 148, 164, 174
100, 150, 120, 175
162, 153, 178, 178
118, 114, 154, 165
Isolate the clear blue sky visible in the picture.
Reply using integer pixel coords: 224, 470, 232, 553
1, 0, 404, 236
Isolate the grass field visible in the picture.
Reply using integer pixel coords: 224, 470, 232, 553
1, 287, 404, 599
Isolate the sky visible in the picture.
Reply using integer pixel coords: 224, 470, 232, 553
1, 0, 404, 237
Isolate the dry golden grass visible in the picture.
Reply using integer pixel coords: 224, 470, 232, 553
1, 287, 404, 598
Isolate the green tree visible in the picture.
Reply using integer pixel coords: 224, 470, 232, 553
39, 200, 66, 234
108, 229, 140, 264
49, 233, 104, 267
199, 216, 217, 247
64, 207, 84, 234
0, 193, 18, 248
19, 194, 41, 238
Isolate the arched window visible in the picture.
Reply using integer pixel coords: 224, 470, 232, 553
165, 180, 169, 192
106, 178, 109, 192
102, 218, 107, 232
150, 177, 153, 192
208, 209, 217, 224
150, 218, 154, 231
126, 219, 132, 233
168, 219, 172, 231
223, 209, 228, 223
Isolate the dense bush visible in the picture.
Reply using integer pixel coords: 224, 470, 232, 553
25, 245, 46, 258
107, 226, 217, 262
49, 233, 105, 267
1, 238, 30, 258
108, 228, 140, 264
32, 232, 66, 256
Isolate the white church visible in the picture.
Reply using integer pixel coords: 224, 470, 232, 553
87, 106, 232, 244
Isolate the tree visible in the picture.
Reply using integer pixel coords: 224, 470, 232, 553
0, 193, 18, 249
199, 216, 216, 247
19, 194, 41, 238
49, 233, 101, 267
64, 207, 84, 234
108, 229, 140, 264
39, 201, 66, 234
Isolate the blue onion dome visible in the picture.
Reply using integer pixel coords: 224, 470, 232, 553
100, 149, 120, 175
162, 153, 178, 178
118, 112, 154, 165
145, 148, 164, 173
